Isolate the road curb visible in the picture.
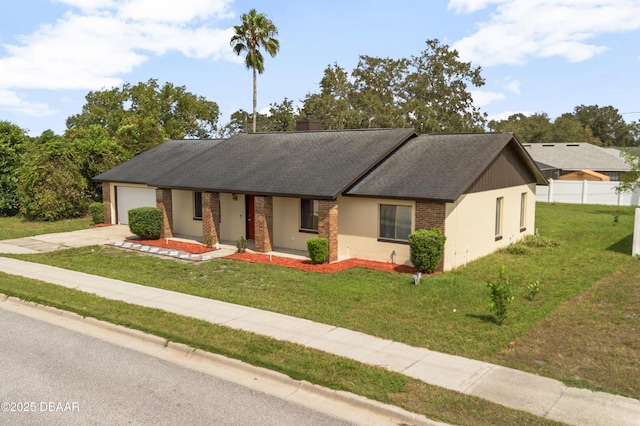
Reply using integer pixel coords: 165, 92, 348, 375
0, 294, 445, 426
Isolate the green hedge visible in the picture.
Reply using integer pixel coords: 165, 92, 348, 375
128, 207, 163, 239
409, 228, 446, 273
88, 202, 105, 225
307, 237, 328, 264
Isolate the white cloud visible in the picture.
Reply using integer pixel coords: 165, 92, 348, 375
0, 89, 56, 116
471, 90, 505, 107
0, 0, 236, 115
450, 0, 640, 66
505, 79, 520, 94
487, 110, 533, 122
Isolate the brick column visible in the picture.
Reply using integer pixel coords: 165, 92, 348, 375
415, 201, 446, 271
156, 188, 173, 239
318, 199, 339, 263
202, 192, 220, 245
102, 182, 112, 224
254, 196, 273, 252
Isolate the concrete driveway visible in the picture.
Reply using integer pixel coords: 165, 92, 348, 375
0, 225, 133, 254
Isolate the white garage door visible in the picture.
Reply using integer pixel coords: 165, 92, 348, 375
116, 186, 157, 224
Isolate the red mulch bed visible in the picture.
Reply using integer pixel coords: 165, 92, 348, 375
129, 238, 214, 254
126, 238, 419, 274
227, 252, 418, 274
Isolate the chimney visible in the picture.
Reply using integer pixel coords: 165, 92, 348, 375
296, 113, 322, 131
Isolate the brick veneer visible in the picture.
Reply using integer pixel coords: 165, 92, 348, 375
415, 200, 446, 272
156, 188, 173, 239
254, 196, 273, 252
102, 182, 112, 224
318, 199, 338, 262
202, 192, 220, 244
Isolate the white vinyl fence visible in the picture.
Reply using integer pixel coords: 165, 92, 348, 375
536, 179, 640, 206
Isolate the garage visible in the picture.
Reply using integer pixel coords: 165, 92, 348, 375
115, 186, 157, 224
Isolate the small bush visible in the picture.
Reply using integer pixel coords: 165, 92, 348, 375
128, 207, 163, 239
501, 244, 531, 255
307, 238, 328, 264
89, 202, 105, 225
527, 280, 541, 301
409, 228, 446, 273
487, 265, 514, 325
520, 234, 559, 248
236, 236, 247, 253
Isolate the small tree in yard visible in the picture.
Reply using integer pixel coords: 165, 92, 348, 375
128, 207, 163, 239
409, 228, 446, 273
487, 265, 514, 325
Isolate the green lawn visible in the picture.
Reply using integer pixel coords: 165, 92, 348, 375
0, 203, 638, 414
0, 215, 92, 239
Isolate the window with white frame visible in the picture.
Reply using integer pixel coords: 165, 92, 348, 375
495, 197, 504, 240
520, 192, 527, 231
194, 192, 202, 220
300, 199, 319, 232
379, 204, 412, 242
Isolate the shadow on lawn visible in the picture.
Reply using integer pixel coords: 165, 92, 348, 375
466, 313, 499, 325
607, 233, 633, 255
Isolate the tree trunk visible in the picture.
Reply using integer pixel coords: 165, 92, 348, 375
252, 67, 257, 133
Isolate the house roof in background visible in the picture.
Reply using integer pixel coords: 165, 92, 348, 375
148, 128, 417, 198
94, 139, 224, 184
346, 133, 546, 202
523, 143, 630, 172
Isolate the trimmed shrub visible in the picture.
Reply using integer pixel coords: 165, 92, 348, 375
89, 202, 105, 225
128, 207, 163, 239
307, 238, 328, 264
409, 228, 446, 273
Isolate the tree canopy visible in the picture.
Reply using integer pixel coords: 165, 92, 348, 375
230, 9, 280, 133
302, 39, 487, 133
66, 79, 219, 156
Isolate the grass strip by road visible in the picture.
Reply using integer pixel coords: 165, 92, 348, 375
0, 273, 562, 426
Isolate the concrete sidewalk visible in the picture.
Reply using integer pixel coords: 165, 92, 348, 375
0, 256, 638, 425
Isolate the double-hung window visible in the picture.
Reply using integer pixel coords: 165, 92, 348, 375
495, 197, 504, 240
379, 204, 412, 242
520, 192, 527, 231
194, 192, 203, 220
300, 199, 319, 232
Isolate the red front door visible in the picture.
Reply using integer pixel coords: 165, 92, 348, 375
246, 195, 255, 240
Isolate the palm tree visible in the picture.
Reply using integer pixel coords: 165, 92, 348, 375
230, 9, 280, 133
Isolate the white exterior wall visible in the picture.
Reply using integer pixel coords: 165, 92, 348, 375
272, 197, 318, 251
172, 190, 201, 239
444, 184, 536, 270
220, 193, 245, 243
337, 195, 415, 265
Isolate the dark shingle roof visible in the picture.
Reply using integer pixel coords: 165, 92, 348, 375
346, 133, 542, 202
94, 139, 223, 184
149, 128, 417, 198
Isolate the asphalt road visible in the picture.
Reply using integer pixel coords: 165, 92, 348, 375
0, 307, 354, 426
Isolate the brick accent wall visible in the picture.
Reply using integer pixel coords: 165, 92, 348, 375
202, 192, 220, 245
318, 199, 339, 262
254, 196, 273, 252
102, 182, 112, 224
156, 188, 173, 239
415, 201, 446, 272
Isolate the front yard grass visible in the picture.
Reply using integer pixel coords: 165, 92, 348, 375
0, 215, 92, 239
2, 203, 639, 402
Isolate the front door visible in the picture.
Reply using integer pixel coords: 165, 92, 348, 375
246, 195, 255, 240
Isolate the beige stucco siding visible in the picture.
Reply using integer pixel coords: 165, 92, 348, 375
220, 193, 245, 243
172, 190, 201, 239
273, 197, 321, 251
337, 196, 414, 265
443, 184, 536, 270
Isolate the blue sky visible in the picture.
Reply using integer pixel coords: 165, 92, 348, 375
1, 0, 639, 136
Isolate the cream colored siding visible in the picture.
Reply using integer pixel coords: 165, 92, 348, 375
273, 197, 318, 251
443, 184, 535, 270
337, 196, 414, 265
172, 190, 201, 239
220, 193, 245, 242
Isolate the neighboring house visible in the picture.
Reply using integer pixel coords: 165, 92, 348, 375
523, 142, 631, 181
95, 128, 546, 272
559, 170, 610, 181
